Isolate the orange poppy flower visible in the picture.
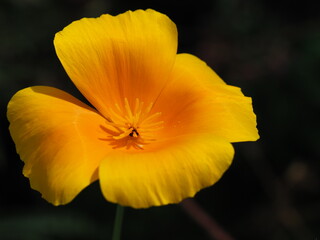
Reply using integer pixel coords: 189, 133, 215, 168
7, 9, 259, 208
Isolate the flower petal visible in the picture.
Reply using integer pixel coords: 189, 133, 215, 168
154, 53, 259, 142
99, 134, 234, 208
172, 53, 227, 86
7, 86, 112, 205
54, 9, 178, 119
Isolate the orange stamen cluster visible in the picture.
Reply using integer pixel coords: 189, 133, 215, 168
106, 98, 163, 149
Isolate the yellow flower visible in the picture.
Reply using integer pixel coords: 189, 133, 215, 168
7, 9, 259, 208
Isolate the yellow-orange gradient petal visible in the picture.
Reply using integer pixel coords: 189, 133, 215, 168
7, 86, 112, 205
153, 53, 259, 143
54, 9, 177, 120
99, 134, 234, 208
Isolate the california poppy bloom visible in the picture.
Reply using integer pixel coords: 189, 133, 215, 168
7, 9, 259, 208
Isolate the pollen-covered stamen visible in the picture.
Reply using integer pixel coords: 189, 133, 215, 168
106, 98, 163, 148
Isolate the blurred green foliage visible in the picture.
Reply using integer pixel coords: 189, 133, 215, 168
1, 0, 319, 239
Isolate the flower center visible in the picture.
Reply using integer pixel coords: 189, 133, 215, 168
106, 98, 163, 150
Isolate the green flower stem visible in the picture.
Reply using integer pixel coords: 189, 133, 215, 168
112, 205, 125, 240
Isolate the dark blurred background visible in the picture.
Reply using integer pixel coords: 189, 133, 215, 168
1, 0, 320, 239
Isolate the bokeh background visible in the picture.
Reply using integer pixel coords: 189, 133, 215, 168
1, 0, 319, 239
